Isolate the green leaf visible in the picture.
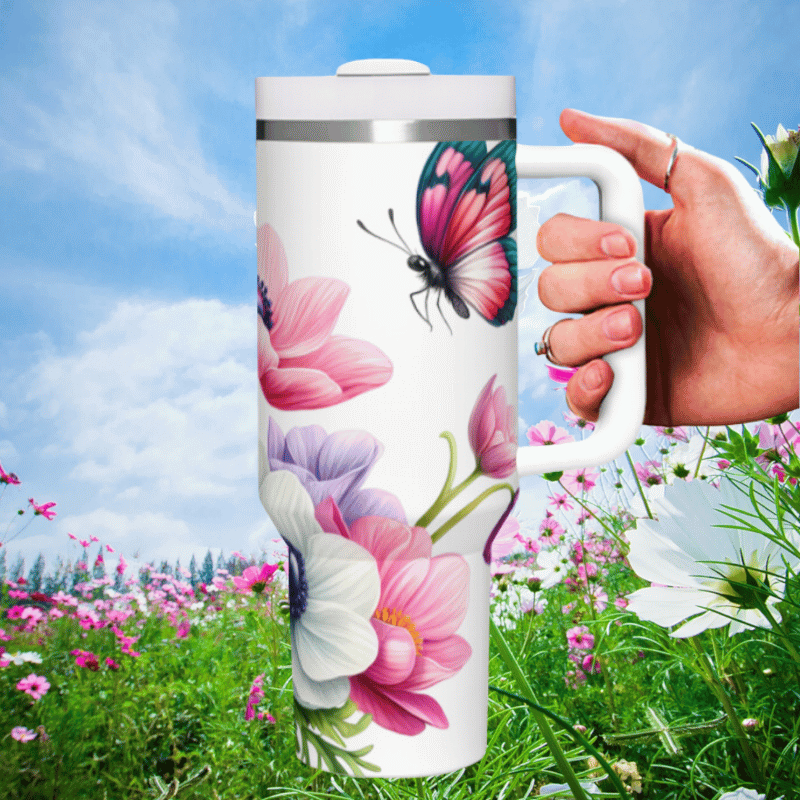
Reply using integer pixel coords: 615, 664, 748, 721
542, 471, 564, 482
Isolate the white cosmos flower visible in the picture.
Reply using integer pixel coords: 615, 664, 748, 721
262, 470, 380, 710
533, 544, 573, 589
662, 434, 727, 484
626, 478, 799, 638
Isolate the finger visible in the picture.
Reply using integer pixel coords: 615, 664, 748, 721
537, 213, 637, 263
545, 305, 643, 367
560, 108, 681, 194
538, 257, 652, 313
565, 360, 614, 424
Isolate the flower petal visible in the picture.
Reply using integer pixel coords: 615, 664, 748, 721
291, 643, 350, 710
260, 365, 344, 410
270, 277, 349, 358
260, 470, 323, 552
257, 224, 288, 299
401, 554, 470, 640
626, 586, 707, 627
402, 635, 472, 691
363, 618, 417, 686
304, 532, 380, 618
296, 598, 379, 681
282, 335, 392, 401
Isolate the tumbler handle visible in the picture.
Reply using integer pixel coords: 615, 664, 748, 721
516, 144, 646, 475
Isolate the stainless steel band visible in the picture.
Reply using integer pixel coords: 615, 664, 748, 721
256, 118, 516, 143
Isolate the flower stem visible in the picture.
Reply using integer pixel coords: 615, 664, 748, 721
689, 636, 764, 788
786, 201, 800, 248
489, 618, 592, 800
625, 450, 653, 519
429, 482, 514, 544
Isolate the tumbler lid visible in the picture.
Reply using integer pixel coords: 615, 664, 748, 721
255, 59, 515, 123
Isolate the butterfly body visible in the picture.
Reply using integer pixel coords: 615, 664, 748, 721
358, 140, 517, 332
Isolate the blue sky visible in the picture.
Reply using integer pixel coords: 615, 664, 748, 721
1, 0, 798, 576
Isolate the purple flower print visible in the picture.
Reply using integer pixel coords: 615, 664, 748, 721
265, 417, 406, 525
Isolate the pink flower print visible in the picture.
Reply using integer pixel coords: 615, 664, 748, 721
232, 563, 280, 595
11, 726, 37, 742
469, 374, 516, 478
257, 223, 392, 410
16, 673, 50, 700
566, 625, 594, 650
527, 421, 574, 447
0, 461, 20, 485
28, 499, 56, 519
315, 499, 472, 736
562, 468, 598, 494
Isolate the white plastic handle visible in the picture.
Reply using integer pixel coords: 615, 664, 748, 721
516, 144, 647, 476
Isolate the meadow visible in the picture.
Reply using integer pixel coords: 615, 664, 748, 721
2, 416, 799, 800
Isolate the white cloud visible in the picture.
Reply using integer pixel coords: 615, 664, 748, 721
8, 0, 251, 232
25, 298, 256, 501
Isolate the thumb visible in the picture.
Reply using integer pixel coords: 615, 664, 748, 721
560, 108, 682, 194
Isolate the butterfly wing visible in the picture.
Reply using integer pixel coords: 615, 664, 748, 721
417, 141, 517, 327
416, 141, 488, 265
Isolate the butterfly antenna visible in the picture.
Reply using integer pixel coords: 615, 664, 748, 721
387, 209, 416, 255
356, 217, 410, 255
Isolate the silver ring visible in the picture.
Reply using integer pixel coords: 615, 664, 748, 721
664, 134, 679, 193
534, 322, 567, 366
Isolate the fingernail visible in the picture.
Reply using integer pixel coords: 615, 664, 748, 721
601, 233, 633, 258
582, 363, 604, 391
603, 309, 634, 341
611, 265, 646, 295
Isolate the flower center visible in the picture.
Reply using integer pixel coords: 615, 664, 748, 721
373, 606, 423, 655
718, 564, 771, 610
257, 278, 274, 331
286, 540, 308, 621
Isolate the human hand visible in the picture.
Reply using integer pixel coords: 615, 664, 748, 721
536, 108, 800, 426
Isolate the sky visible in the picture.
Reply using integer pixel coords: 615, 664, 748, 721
1, 0, 798, 578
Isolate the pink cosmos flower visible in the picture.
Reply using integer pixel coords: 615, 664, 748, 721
257, 223, 393, 410
581, 654, 601, 674
16, 673, 50, 700
0, 461, 20, 485
316, 498, 472, 736
539, 516, 565, 545
72, 650, 100, 671
547, 493, 573, 512
635, 460, 663, 486
566, 625, 594, 650
562, 468, 598, 494
28, 499, 56, 520
655, 426, 690, 443
468, 374, 516, 479
527, 421, 574, 447
232, 563, 279, 594
563, 411, 595, 431
106, 657, 120, 670
11, 726, 37, 742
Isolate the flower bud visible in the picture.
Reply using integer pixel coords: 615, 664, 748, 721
738, 123, 800, 212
